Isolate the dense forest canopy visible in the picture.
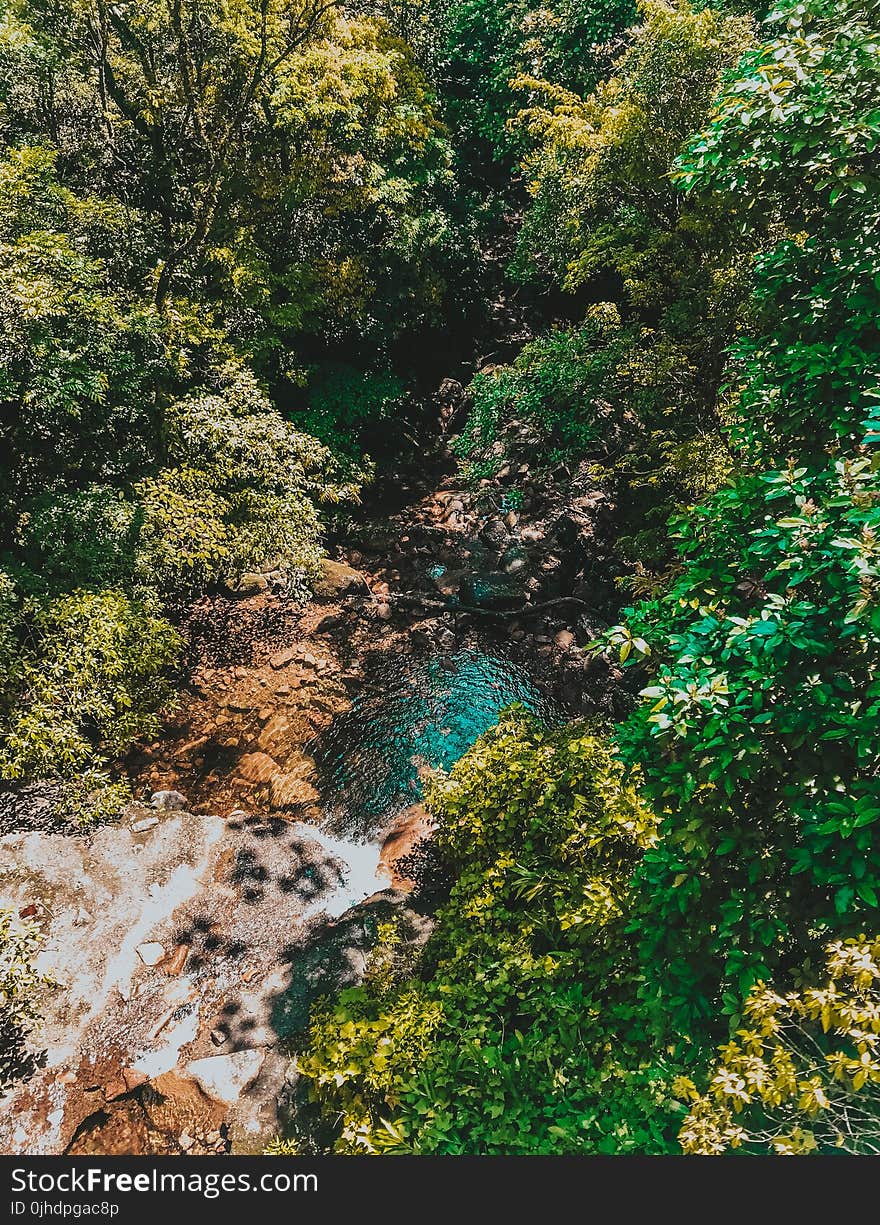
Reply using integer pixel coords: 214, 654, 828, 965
2, 0, 880, 1156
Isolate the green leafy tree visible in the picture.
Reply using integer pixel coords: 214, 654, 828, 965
609, 0, 880, 1039
437, 0, 635, 164
513, 0, 754, 306
0, 148, 165, 508
676, 0, 880, 462
1, 0, 340, 304
0, 2, 459, 362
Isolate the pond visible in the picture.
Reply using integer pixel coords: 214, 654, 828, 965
309, 645, 557, 841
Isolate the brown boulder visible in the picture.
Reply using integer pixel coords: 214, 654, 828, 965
269, 646, 298, 670
103, 1068, 149, 1101
378, 804, 435, 891
312, 559, 369, 600
161, 944, 190, 976
235, 752, 278, 784
256, 714, 291, 751
270, 774, 320, 809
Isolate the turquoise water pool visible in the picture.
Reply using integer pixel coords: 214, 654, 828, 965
310, 646, 555, 839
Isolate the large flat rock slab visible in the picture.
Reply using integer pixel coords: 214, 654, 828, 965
0, 809, 386, 1154
0, 815, 224, 1056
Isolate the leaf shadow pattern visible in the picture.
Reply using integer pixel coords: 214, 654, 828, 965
0, 1019, 47, 1095
163, 811, 391, 1079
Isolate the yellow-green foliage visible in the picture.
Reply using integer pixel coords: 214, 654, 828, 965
268, 9, 453, 331
0, 906, 54, 1088
678, 937, 880, 1155
0, 589, 179, 782
428, 709, 657, 948
134, 469, 232, 599
514, 0, 754, 305
53, 769, 133, 830
298, 710, 676, 1154
150, 362, 361, 598
298, 980, 443, 1154
263, 1137, 301, 1156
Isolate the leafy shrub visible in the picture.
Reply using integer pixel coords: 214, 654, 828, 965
9, 363, 361, 607
0, 907, 54, 1090
0, 568, 22, 710
263, 1137, 301, 1156
455, 305, 732, 571
678, 937, 880, 1154
455, 309, 627, 470
458, 302, 707, 474
13, 487, 142, 597
298, 710, 675, 1154
0, 590, 180, 780
162, 362, 361, 597
134, 469, 231, 601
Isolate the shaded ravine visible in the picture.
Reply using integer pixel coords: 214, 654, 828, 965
0, 422, 602, 1154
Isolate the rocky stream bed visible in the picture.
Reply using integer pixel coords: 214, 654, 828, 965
0, 412, 626, 1155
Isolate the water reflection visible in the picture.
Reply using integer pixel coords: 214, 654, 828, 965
309, 646, 556, 840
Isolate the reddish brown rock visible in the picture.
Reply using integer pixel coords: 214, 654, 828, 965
161, 944, 190, 976
257, 714, 291, 752
378, 804, 435, 891
269, 774, 320, 808
270, 646, 298, 670
103, 1067, 148, 1101
235, 752, 278, 783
